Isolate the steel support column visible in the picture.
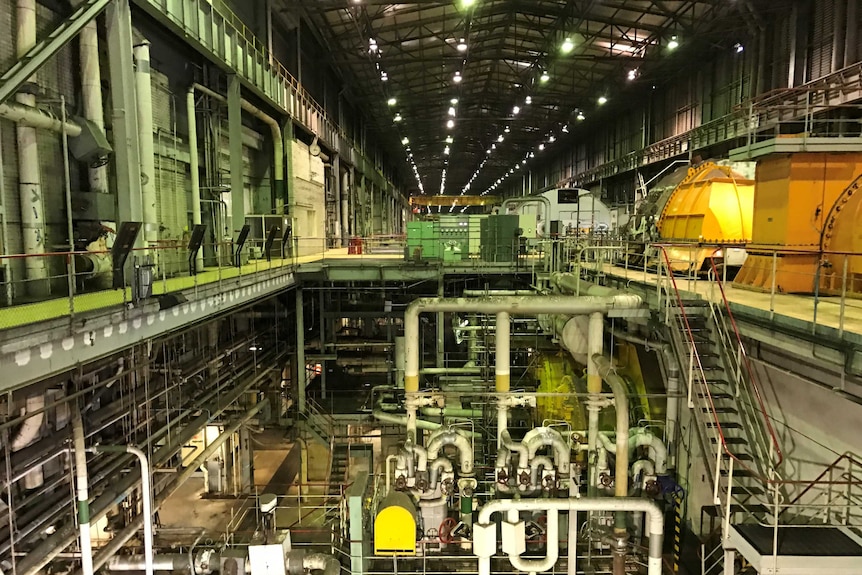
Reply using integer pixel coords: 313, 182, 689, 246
227, 75, 245, 235
296, 287, 306, 414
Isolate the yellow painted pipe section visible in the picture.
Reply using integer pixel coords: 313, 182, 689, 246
404, 375, 419, 393
495, 373, 510, 393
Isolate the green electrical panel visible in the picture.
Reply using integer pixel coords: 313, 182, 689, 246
481, 215, 519, 262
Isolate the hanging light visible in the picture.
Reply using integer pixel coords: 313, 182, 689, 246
453, 71, 463, 83
561, 37, 574, 54
448, 107, 457, 116
394, 113, 402, 122
457, 38, 468, 52
668, 35, 679, 50
512, 105, 521, 115
540, 71, 550, 83
525, 95, 532, 105
447, 119, 455, 128
576, 110, 585, 121
387, 97, 397, 106
597, 96, 608, 105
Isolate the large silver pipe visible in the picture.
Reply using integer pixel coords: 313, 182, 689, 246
474, 497, 663, 575
404, 295, 642, 393
72, 408, 94, 575
593, 354, 631, 534
134, 42, 158, 246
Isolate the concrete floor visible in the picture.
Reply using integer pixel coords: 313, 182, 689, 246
157, 430, 336, 545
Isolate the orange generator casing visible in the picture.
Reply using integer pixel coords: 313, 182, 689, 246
733, 152, 862, 293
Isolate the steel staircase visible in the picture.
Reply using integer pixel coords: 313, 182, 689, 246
658, 248, 785, 574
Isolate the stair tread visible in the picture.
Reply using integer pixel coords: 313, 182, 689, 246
703, 504, 770, 517
705, 421, 743, 428
710, 437, 748, 444
703, 406, 738, 413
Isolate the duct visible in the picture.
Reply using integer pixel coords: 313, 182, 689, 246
134, 42, 158, 246
404, 295, 642, 393
16, 0, 48, 285
0, 102, 82, 135
74, 0, 107, 194
500, 195, 552, 222
11, 394, 45, 489
187, 87, 203, 271
72, 407, 94, 575
522, 427, 570, 473
474, 497, 664, 575
425, 430, 474, 476
85, 400, 269, 574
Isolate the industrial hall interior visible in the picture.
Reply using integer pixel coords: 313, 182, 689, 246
3, 0, 862, 574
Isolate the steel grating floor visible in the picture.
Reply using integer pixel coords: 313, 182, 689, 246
736, 525, 862, 556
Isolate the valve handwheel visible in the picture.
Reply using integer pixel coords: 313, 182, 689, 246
438, 517, 458, 544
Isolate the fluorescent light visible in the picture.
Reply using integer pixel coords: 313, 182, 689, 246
597, 96, 608, 105
387, 97, 397, 106
561, 37, 574, 54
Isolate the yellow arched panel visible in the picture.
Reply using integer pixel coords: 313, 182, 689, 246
658, 163, 754, 244
374, 499, 417, 556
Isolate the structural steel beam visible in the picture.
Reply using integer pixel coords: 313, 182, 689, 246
409, 195, 500, 207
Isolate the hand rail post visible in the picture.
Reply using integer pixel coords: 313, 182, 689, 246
840, 254, 848, 337
769, 251, 777, 320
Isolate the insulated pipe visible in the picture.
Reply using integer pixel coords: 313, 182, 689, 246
341, 171, 350, 246
522, 427, 571, 472
496, 311, 510, 393
529, 455, 555, 487
0, 102, 82, 135
593, 353, 630, 534
462, 290, 537, 296
72, 407, 94, 575
105, 555, 189, 572
501, 196, 552, 222
586, 312, 604, 495
404, 296, 642, 393
426, 430, 474, 475
420, 406, 483, 418
429, 457, 453, 488
475, 497, 664, 575
74, 0, 107, 194
92, 446, 154, 575
134, 42, 158, 246
16, 0, 47, 285
238, 98, 284, 205
597, 431, 667, 476
303, 553, 341, 575
11, 394, 45, 489
512, 510, 559, 573
186, 87, 203, 271
372, 409, 446, 432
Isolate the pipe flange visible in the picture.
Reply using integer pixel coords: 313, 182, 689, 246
496, 469, 509, 484
394, 476, 407, 490
518, 471, 531, 486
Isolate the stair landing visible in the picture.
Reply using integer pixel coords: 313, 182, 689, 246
727, 524, 862, 574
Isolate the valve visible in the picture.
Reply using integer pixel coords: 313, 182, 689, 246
518, 470, 531, 486
496, 469, 509, 485
441, 478, 454, 495
599, 473, 614, 488
394, 475, 407, 490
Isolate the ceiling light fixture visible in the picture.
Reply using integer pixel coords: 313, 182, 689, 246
450, 98, 459, 105
597, 96, 608, 105
504, 126, 510, 133
447, 119, 455, 128
453, 71, 463, 83
525, 95, 532, 105
394, 113, 402, 122
627, 69, 638, 81
401, 137, 409, 145
446, 136, 453, 143
497, 135, 504, 142
576, 110, 585, 121
380, 72, 388, 81
668, 35, 679, 50
734, 42, 744, 53
369, 38, 378, 53
538, 144, 545, 151
548, 135, 556, 143
387, 97, 397, 106
561, 37, 574, 54
561, 124, 569, 133
448, 107, 457, 116
457, 38, 468, 52
512, 105, 520, 115
540, 71, 550, 83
